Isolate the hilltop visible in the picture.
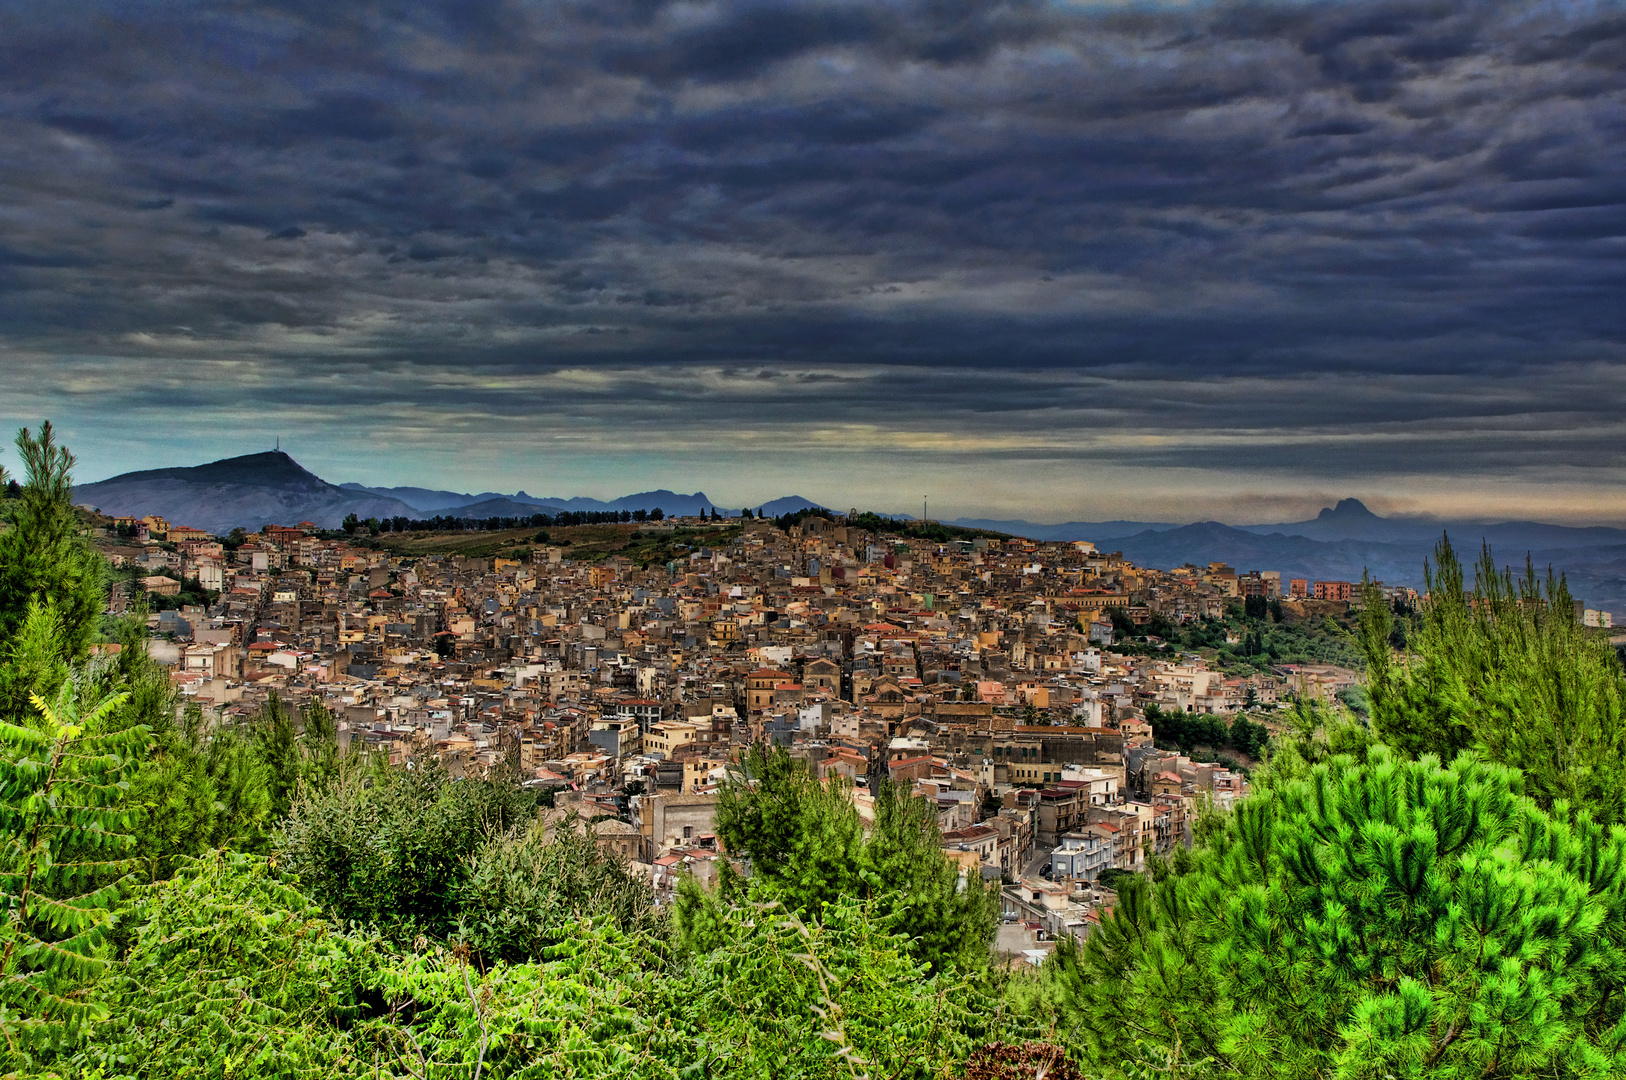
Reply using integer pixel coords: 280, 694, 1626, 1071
72, 451, 420, 535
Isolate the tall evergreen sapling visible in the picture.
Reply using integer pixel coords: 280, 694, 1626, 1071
0, 424, 107, 717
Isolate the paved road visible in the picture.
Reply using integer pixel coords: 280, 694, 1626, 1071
1022, 845, 1054, 883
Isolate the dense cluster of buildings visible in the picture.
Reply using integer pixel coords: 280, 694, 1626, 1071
92, 509, 1377, 956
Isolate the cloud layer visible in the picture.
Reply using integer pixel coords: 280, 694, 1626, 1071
1, 0, 1622, 520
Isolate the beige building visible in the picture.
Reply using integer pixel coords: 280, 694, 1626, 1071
644, 720, 699, 759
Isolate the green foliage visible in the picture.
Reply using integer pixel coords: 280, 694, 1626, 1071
1252, 696, 1377, 792
252, 692, 301, 818
138, 573, 217, 612
0, 425, 105, 673
76, 852, 377, 1079
0, 680, 143, 1054
1028, 748, 1626, 1078
126, 704, 278, 877
1149, 705, 1269, 760
709, 744, 999, 973
454, 815, 661, 965
276, 756, 538, 943
677, 896, 1023, 1079
57, 852, 1020, 1080
299, 698, 341, 791
1361, 537, 1626, 823
1115, 605, 1362, 671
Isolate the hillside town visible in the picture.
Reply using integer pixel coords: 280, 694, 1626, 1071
94, 508, 1397, 956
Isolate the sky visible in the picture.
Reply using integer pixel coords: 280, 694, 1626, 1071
1, 0, 1623, 524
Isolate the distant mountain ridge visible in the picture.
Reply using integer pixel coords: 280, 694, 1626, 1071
75, 452, 824, 534
946, 499, 1626, 614
339, 482, 822, 519
950, 499, 1626, 550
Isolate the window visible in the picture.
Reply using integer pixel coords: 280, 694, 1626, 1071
683, 826, 693, 840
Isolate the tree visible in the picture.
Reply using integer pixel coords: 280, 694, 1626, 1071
1034, 747, 1626, 1077
453, 815, 660, 965
0, 680, 144, 1050
713, 743, 863, 910
276, 756, 538, 941
1360, 537, 1626, 824
650, 508, 664, 521
72, 852, 374, 1078
676, 895, 1015, 1077
0, 424, 106, 715
254, 692, 301, 818
708, 744, 997, 973
299, 698, 342, 791
1226, 714, 1269, 759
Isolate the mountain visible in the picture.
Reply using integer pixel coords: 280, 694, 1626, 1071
338, 483, 488, 513
1102, 522, 1626, 616
950, 499, 1626, 551
74, 452, 420, 535
947, 517, 1180, 541
78, 453, 821, 533
340, 484, 732, 517
756, 495, 825, 516
452, 497, 570, 519
539, 490, 714, 516
444, 493, 825, 519
1238, 498, 1415, 543
1107, 522, 1423, 583
941, 499, 1625, 614
339, 484, 579, 514
1236, 498, 1626, 550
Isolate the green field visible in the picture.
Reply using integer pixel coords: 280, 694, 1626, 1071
371, 521, 745, 568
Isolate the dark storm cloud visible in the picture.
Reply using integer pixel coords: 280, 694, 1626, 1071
0, 0, 1623, 505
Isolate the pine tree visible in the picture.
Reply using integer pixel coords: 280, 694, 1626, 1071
299, 698, 342, 791
861, 779, 999, 973
714, 743, 864, 905
1036, 748, 1626, 1077
0, 680, 143, 1050
0, 423, 105, 664
711, 744, 997, 972
1360, 536, 1626, 823
255, 692, 301, 818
